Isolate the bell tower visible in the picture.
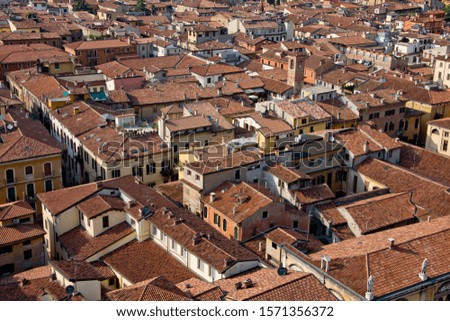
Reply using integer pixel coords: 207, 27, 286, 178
287, 53, 306, 95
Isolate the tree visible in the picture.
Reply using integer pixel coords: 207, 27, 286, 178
72, 0, 89, 12
135, 0, 147, 13
445, 5, 450, 21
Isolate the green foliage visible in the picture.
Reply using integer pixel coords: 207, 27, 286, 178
72, 0, 89, 12
135, 0, 147, 12
445, 5, 450, 21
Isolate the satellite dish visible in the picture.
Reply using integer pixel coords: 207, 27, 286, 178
65, 285, 75, 296
277, 267, 287, 276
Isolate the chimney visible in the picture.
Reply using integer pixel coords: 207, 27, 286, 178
242, 279, 253, 288
321, 255, 331, 272
210, 192, 216, 202
418, 258, 428, 281
363, 140, 369, 153
192, 234, 201, 245
427, 216, 431, 222
388, 237, 395, 249
217, 87, 222, 97
224, 257, 234, 267
232, 206, 237, 214
258, 241, 263, 252
234, 282, 243, 290
73, 106, 80, 115
337, 112, 341, 120
127, 200, 136, 208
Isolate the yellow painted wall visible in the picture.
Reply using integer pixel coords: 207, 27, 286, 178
0, 154, 62, 204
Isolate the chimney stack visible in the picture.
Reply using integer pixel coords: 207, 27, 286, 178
388, 237, 395, 249
210, 192, 216, 203
321, 254, 331, 272
363, 140, 369, 153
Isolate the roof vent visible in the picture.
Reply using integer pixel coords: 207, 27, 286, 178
388, 237, 395, 249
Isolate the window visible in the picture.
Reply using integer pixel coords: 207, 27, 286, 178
26, 184, 35, 198
23, 240, 31, 246
23, 249, 32, 260
102, 216, 109, 228
6, 169, 14, 184
108, 278, 115, 286
0, 263, 14, 276
7, 187, 16, 202
385, 109, 395, 116
310, 126, 314, 132
45, 180, 53, 192
149, 163, 156, 174
272, 242, 278, 249
214, 213, 219, 225
54, 63, 60, 70
195, 174, 200, 181
293, 221, 299, 229
443, 140, 448, 152
0, 246, 13, 255
301, 118, 307, 124
173, 145, 178, 153
222, 219, 227, 232
187, 169, 192, 176
25, 166, 33, 176
415, 118, 419, 129
112, 169, 120, 178
262, 211, 268, 219
234, 169, 241, 180
44, 163, 52, 176
234, 226, 238, 239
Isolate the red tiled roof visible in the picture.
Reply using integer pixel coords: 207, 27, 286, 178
215, 268, 336, 301
107, 276, 191, 301
0, 201, 35, 221
103, 239, 196, 284
59, 222, 135, 261
50, 260, 106, 281
0, 224, 45, 247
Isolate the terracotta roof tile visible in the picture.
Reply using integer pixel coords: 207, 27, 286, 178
50, 260, 106, 281
399, 142, 450, 187
176, 278, 224, 301
0, 224, 45, 246
215, 268, 336, 301
295, 184, 335, 205
356, 158, 450, 218
107, 276, 191, 301
0, 201, 35, 221
103, 240, 196, 284
59, 222, 135, 261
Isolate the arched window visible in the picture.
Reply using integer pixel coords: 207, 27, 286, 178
384, 122, 389, 132
233, 226, 238, 239
222, 219, 227, 232
290, 59, 294, 69
389, 122, 395, 131
431, 128, 440, 135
